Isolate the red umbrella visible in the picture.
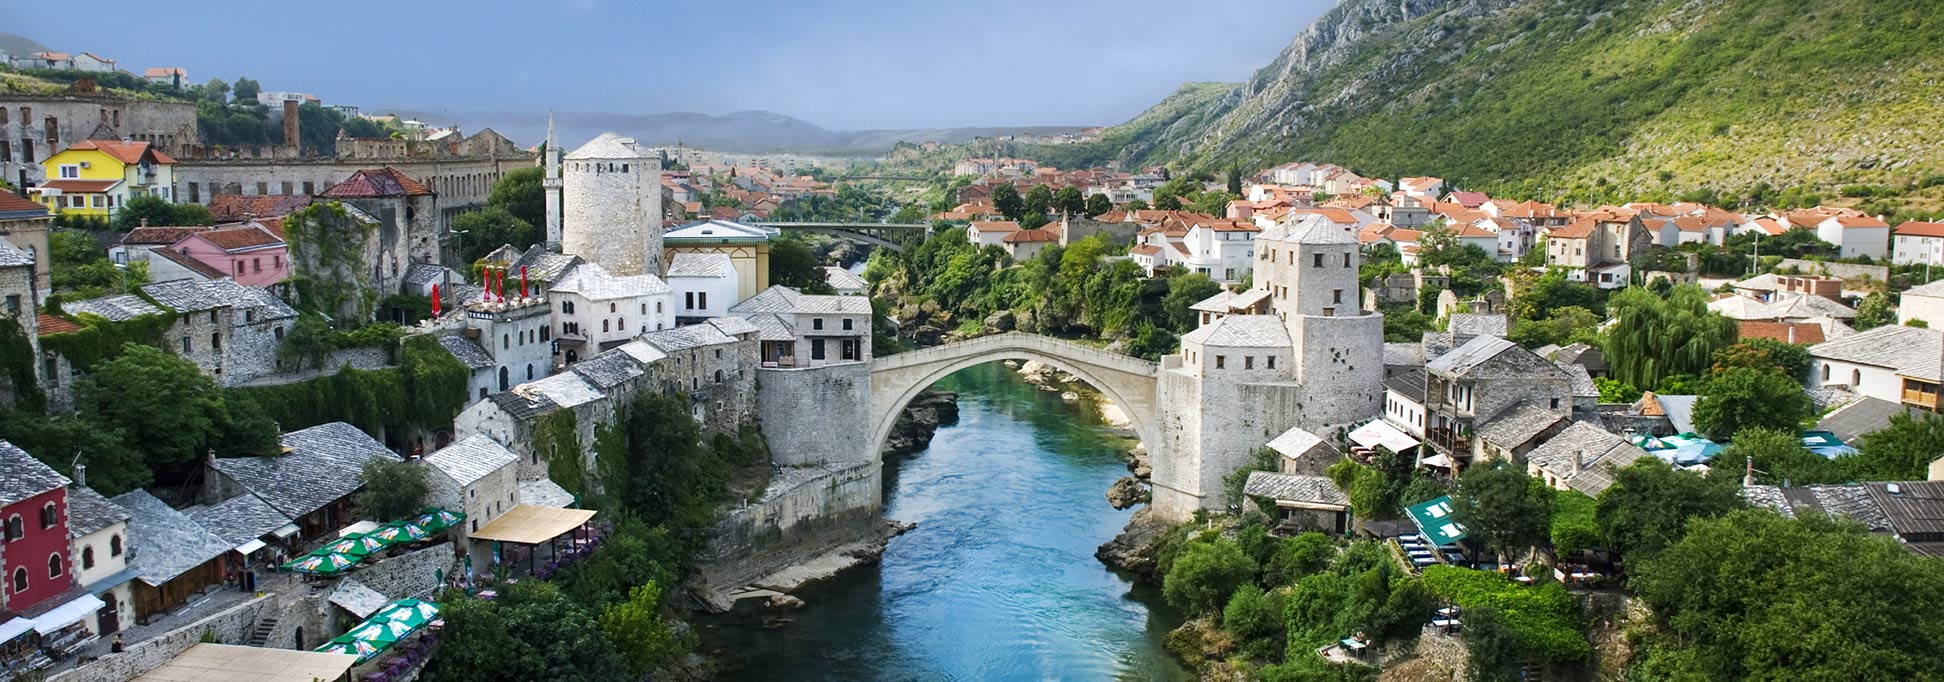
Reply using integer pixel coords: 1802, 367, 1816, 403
431, 284, 441, 316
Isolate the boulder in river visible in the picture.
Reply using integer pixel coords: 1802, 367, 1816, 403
1105, 476, 1149, 510
1096, 507, 1172, 577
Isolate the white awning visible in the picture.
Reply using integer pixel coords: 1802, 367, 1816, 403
1420, 454, 1454, 469
338, 520, 379, 538
233, 539, 267, 555
32, 593, 105, 634
0, 617, 34, 643
1349, 419, 1420, 454
271, 524, 299, 539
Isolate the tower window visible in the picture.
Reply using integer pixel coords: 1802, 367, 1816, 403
1215, 355, 1226, 369
1312, 253, 1324, 267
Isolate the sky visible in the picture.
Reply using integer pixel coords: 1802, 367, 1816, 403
5, 0, 1331, 131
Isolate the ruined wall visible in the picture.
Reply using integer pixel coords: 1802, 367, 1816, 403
691, 462, 882, 596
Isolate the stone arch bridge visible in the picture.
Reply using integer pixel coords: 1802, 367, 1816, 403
869, 333, 1160, 456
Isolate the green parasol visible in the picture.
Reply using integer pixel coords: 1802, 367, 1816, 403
316, 635, 383, 662
284, 551, 357, 574
321, 533, 387, 558
347, 617, 414, 645
374, 599, 439, 628
413, 508, 465, 532
370, 520, 430, 544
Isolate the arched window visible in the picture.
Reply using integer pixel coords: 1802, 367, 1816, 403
1822, 364, 1830, 381
498, 367, 510, 392
715, 369, 724, 383
40, 502, 56, 529
503, 334, 510, 350
110, 535, 122, 557
82, 546, 95, 570
526, 364, 534, 381
609, 302, 616, 313
11, 566, 25, 593
47, 553, 60, 578
1853, 368, 1862, 385
602, 320, 610, 333
5, 515, 20, 540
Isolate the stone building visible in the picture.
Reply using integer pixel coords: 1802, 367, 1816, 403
315, 168, 443, 296
548, 262, 674, 364
137, 278, 299, 386
65, 486, 135, 637
199, 423, 400, 541
557, 133, 663, 278
420, 434, 519, 563
725, 286, 873, 467
0, 89, 199, 188
438, 295, 555, 403
0, 192, 52, 301
1422, 335, 1575, 465
662, 220, 775, 303
667, 253, 741, 324
1150, 213, 1385, 519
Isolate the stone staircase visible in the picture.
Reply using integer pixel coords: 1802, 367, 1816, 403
244, 616, 279, 647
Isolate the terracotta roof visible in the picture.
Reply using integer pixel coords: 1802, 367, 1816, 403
36, 313, 80, 336
1200, 219, 1260, 232
1745, 217, 1787, 236
971, 220, 1020, 233
67, 139, 176, 165
0, 192, 47, 216
194, 225, 283, 251
120, 226, 209, 246
1129, 244, 1161, 256
318, 167, 433, 197
1738, 320, 1826, 345
1895, 222, 1944, 238
38, 179, 120, 193
1547, 218, 1597, 239
1001, 228, 1058, 244
1286, 208, 1359, 225
1834, 216, 1890, 229
143, 67, 186, 78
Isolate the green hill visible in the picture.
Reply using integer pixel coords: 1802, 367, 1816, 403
1024, 0, 1944, 210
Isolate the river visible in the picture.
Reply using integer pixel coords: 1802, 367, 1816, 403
703, 361, 1193, 681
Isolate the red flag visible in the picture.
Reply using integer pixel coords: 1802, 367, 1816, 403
521, 266, 529, 298
431, 284, 441, 317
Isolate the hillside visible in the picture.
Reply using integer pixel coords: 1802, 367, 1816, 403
1023, 0, 1944, 205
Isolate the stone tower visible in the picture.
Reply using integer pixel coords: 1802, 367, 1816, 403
560, 132, 663, 277
1270, 214, 1385, 432
543, 114, 563, 250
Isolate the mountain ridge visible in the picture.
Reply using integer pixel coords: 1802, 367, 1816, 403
383, 107, 1090, 156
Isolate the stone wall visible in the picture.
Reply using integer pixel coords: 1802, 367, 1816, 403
1777, 258, 1890, 282
757, 363, 873, 466
358, 544, 458, 601
691, 462, 882, 595
0, 95, 199, 186
175, 156, 529, 223
48, 592, 331, 682
1290, 313, 1385, 434
561, 153, 662, 277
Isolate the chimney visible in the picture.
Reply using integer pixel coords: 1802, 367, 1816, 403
1572, 449, 1585, 471
283, 99, 301, 150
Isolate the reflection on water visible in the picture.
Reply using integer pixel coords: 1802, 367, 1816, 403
703, 362, 1191, 681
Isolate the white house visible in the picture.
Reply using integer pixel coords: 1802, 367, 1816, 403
1892, 221, 1944, 266
1179, 219, 1259, 282
1807, 324, 1943, 405
65, 487, 133, 637
1816, 216, 1891, 260
665, 252, 740, 324
549, 262, 673, 363
729, 285, 871, 368
968, 221, 1020, 248
1384, 370, 1427, 438
1900, 279, 1944, 327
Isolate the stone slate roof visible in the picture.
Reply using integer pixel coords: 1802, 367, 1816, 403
1553, 342, 1607, 373
1475, 400, 1568, 450
1242, 471, 1349, 507
62, 294, 164, 321
1557, 362, 1598, 398
329, 580, 390, 618
565, 132, 652, 160
729, 285, 872, 315
186, 493, 291, 547
1448, 313, 1508, 338
488, 389, 559, 421
642, 323, 736, 352
552, 262, 671, 299
571, 350, 645, 390
1526, 422, 1650, 496
519, 479, 575, 509
510, 246, 581, 284
422, 434, 518, 488
436, 335, 494, 370
65, 486, 130, 539
112, 490, 232, 586
1743, 484, 1894, 533
616, 339, 669, 365
664, 220, 778, 242
141, 278, 298, 319
666, 252, 733, 278
1189, 290, 1237, 313
516, 372, 604, 410
823, 266, 867, 291
1811, 325, 1944, 379
1817, 397, 1914, 444
1180, 314, 1289, 348
1267, 426, 1337, 463
1262, 212, 1356, 245
1426, 335, 1520, 376
744, 314, 796, 342
1765, 292, 1856, 319
707, 316, 759, 337
0, 440, 69, 508
1384, 369, 1427, 402
1384, 343, 1425, 368
403, 263, 446, 289
210, 423, 400, 519
0, 240, 33, 268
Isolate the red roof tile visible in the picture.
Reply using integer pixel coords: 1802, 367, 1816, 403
1895, 221, 1944, 238
38, 180, 120, 193
1002, 229, 1058, 244
192, 225, 283, 251
68, 139, 176, 165
0, 192, 48, 215
120, 226, 209, 246
318, 167, 433, 197
36, 313, 80, 337
1737, 320, 1825, 345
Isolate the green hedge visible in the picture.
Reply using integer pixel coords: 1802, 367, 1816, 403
1421, 566, 1589, 662
231, 335, 468, 436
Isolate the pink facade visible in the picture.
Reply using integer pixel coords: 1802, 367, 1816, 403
2, 487, 74, 615
173, 231, 290, 287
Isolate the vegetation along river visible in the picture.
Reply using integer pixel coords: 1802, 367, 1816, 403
704, 361, 1193, 681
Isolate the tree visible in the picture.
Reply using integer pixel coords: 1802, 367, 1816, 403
1125, 199, 1150, 212
1460, 607, 1525, 682
452, 206, 538, 264
0, 412, 149, 496
1603, 285, 1737, 390
1692, 366, 1812, 440
231, 77, 261, 102
600, 582, 685, 675
1711, 426, 1845, 485
200, 78, 230, 103
1222, 584, 1286, 660
1594, 459, 1742, 562
1055, 186, 1086, 216
1854, 291, 1896, 330
991, 183, 1024, 220
77, 344, 253, 476
1449, 462, 1553, 561
1226, 165, 1244, 195
1086, 193, 1113, 217
1163, 536, 1258, 616
1153, 187, 1183, 210
1161, 272, 1223, 331
1023, 185, 1054, 217
113, 194, 212, 230
1847, 411, 1944, 480
423, 582, 630, 682
768, 237, 832, 293
488, 166, 545, 227
354, 457, 427, 521
1265, 532, 1336, 587
1710, 338, 1811, 382
1630, 510, 1944, 681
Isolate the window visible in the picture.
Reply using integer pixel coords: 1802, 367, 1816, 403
685, 292, 694, 310
1244, 356, 1255, 369
841, 339, 859, 361
1853, 368, 1862, 385
236, 261, 245, 275
11, 567, 23, 593
1312, 253, 1324, 267
811, 338, 826, 360
46, 553, 60, 579
274, 326, 285, 341
609, 302, 616, 313
82, 546, 95, 570
39, 503, 55, 529
1822, 365, 1831, 381
1267, 356, 1276, 369
58, 164, 79, 179
4, 295, 17, 315
640, 303, 647, 315
715, 369, 724, 383
602, 320, 609, 333
20, 139, 31, 163
181, 337, 192, 353
255, 182, 268, 196
1332, 289, 1343, 304
1550, 398, 1562, 410
656, 301, 663, 314
1215, 355, 1226, 369
253, 258, 262, 273
697, 292, 706, 309
503, 334, 509, 350
813, 318, 824, 330
842, 318, 854, 331
1343, 253, 1352, 267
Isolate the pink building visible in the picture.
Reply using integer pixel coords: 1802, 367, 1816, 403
170, 223, 288, 287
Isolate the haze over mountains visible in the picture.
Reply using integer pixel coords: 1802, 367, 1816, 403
385, 108, 1089, 156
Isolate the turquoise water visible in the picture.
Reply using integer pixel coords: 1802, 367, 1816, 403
704, 362, 1192, 681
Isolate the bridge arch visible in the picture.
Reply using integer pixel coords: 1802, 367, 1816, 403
869, 333, 1160, 459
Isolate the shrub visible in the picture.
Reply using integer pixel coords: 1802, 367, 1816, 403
1163, 536, 1258, 616
1420, 566, 1589, 662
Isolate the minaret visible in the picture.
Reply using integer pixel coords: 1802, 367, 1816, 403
543, 113, 564, 251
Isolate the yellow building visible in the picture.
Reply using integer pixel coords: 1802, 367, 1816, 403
662, 219, 775, 301
32, 139, 178, 219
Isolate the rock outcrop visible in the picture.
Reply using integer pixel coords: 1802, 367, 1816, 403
881, 389, 960, 457
1095, 506, 1173, 577
1105, 476, 1149, 510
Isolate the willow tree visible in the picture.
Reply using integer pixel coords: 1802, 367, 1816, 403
1602, 285, 1736, 391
